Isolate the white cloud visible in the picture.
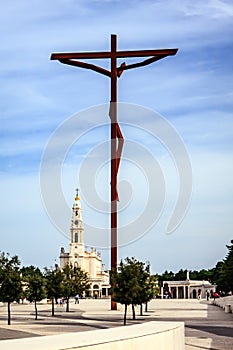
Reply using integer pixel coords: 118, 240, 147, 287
180, 0, 233, 18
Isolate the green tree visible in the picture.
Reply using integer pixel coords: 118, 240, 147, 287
110, 258, 138, 325
128, 258, 144, 320
224, 240, 233, 293
22, 266, 46, 320
174, 269, 187, 281
131, 262, 158, 316
196, 269, 212, 281
211, 261, 226, 293
141, 274, 159, 314
0, 252, 22, 325
62, 264, 90, 312
160, 270, 175, 281
110, 257, 156, 325
44, 267, 64, 316
210, 241, 233, 294
189, 270, 199, 280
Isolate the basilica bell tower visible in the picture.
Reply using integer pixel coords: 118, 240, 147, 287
59, 188, 110, 297
69, 189, 85, 268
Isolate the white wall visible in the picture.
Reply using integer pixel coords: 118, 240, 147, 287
0, 321, 184, 350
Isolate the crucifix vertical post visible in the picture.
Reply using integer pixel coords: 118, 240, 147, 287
50, 35, 178, 311
110, 34, 118, 310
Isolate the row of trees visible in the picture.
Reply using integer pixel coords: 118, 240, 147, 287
110, 257, 159, 325
0, 252, 90, 325
1, 240, 232, 326
158, 240, 233, 295
158, 268, 213, 282
0, 254, 157, 326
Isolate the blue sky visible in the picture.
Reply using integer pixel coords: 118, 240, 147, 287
0, 0, 233, 274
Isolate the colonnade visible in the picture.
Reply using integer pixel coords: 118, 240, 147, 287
161, 283, 215, 299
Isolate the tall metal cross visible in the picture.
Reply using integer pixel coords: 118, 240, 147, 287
51, 34, 178, 310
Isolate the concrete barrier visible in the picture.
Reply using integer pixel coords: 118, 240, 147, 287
213, 295, 233, 313
225, 304, 231, 313
0, 321, 184, 350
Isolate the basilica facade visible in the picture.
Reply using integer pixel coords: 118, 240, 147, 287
60, 190, 110, 298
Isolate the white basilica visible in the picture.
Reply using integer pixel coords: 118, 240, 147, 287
60, 189, 110, 298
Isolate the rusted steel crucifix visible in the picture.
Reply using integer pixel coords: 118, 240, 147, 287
51, 34, 178, 310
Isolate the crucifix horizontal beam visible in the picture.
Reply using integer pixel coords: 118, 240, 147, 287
51, 48, 177, 60
51, 48, 178, 78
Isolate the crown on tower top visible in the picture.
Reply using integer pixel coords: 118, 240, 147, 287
75, 187, 80, 201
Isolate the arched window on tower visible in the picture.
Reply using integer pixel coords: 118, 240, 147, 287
74, 232, 78, 243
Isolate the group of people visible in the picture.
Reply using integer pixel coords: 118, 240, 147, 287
198, 289, 215, 301
59, 294, 80, 306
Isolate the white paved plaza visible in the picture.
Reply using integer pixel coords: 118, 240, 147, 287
0, 298, 233, 349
